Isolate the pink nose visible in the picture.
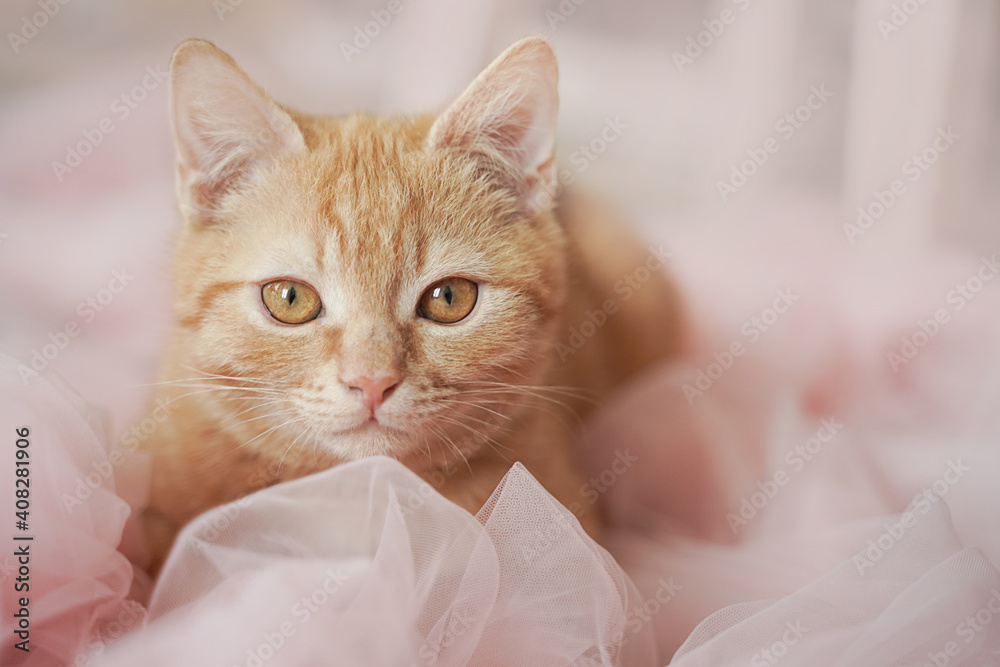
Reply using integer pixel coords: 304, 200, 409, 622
344, 372, 400, 414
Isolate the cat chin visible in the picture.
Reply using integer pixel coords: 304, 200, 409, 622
310, 424, 407, 462
311, 427, 476, 468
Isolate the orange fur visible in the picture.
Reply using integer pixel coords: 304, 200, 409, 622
141, 37, 684, 575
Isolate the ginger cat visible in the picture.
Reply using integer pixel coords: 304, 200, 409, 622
141, 37, 683, 574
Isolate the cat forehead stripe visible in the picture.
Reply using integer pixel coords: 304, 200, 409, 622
179, 281, 244, 330
147, 38, 684, 579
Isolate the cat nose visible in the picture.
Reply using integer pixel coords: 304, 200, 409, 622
344, 372, 400, 414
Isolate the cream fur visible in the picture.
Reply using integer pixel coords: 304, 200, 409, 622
141, 37, 684, 576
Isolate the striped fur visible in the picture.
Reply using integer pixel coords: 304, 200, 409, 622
141, 38, 684, 575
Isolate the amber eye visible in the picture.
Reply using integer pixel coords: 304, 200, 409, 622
261, 280, 322, 325
418, 277, 478, 324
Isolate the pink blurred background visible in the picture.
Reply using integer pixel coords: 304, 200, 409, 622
4, 2, 1000, 663
2, 0, 998, 435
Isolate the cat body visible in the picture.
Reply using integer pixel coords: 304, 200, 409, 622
141, 38, 682, 573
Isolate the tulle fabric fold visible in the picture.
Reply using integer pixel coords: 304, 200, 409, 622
0, 352, 656, 666
96, 456, 656, 666
8, 282, 1000, 667
0, 353, 147, 667
666, 503, 1000, 665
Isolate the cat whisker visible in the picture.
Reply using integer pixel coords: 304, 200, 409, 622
225, 398, 289, 420
157, 387, 286, 413
435, 414, 512, 461
132, 377, 277, 390
456, 385, 589, 431
482, 360, 531, 381
439, 393, 568, 426
427, 422, 473, 476
235, 416, 307, 451
421, 433, 434, 463
226, 407, 300, 431
437, 413, 512, 449
460, 380, 596, 402
151, 385, 285, 405
462, 384, 598, 417
135, 373, 286, 394
274, 423, 314, 480
169, 382, 285, 396
435, 397, 512, 422
179, 364, 288, 387
456, 389, 577, 412
451, 378, 587, 392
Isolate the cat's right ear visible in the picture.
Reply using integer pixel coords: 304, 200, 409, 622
427, 37, 559, 215
169, 39, 305, 224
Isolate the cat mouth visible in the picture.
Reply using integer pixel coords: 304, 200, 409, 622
335, 416, 385, 436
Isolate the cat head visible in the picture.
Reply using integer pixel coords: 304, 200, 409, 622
166, 37, 567, 467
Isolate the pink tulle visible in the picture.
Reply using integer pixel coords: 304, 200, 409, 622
8, 242, 1000, 664
4, 12, 1000, 660
0, 355, 148, 667
1, 357, 656, 666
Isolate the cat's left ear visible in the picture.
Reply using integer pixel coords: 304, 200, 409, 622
169, 39, 306, 224
427, 37, 558, 213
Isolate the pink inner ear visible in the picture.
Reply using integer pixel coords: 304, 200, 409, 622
170, 42, 305, 222
428, 39, 558, 186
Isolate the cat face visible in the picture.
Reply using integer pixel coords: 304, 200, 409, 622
166, 39, 566, 466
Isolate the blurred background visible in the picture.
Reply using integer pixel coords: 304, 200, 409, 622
0, 0, 998, 435
6, 3, 1000, 660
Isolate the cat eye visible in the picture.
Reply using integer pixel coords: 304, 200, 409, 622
261, 279, 322, 325
418, 277, 478, 324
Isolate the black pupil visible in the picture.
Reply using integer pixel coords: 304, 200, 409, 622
433, 284, 454, 306
285, 286, 297, 305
